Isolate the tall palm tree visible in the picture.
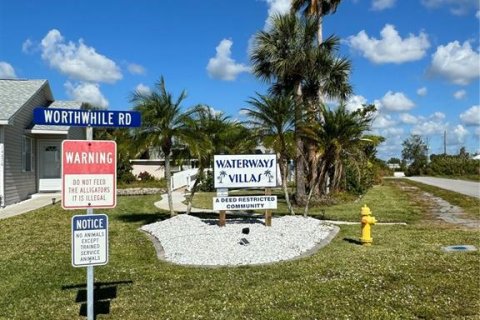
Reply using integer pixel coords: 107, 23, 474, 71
291, 0, 342, 44
250, 13, 352, 205
251, 13, 319, 204
131, 76, 190, 216
243, 93, 296, 215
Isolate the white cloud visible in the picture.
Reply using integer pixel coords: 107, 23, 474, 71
262, 0, 291, 29
476, 10, 480, 18
383, 127, 404, 136
411, 113, 447, 136
460, 105, 480, 126
0, 61, 16, 79
135, 83, 151, 95
128, 63, 146, 75
40, 29, 122, 83
451, 125, 468, 144
430, 41, 480, 85
206, 39, 250, 81
416, 87, 427, 96
22, 38, 35, 54
65, 81, 108, 108
421, 0, 479, 15
372, 114, 396, 129
453, 89, 467, 100
347, 24, 430, 64
345, 95, 368, 112
431, 112, 446, 121
380, 91, 415, 111
371, 0, 396, 11
399, 113, 418, 124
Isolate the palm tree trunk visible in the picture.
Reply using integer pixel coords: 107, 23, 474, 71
294, 83, 307, 206
280, 157, 295, 215
317, 15, 323, 46
164, 152, 176, 216
185, 167, 203, 215
303, 159, 326, 217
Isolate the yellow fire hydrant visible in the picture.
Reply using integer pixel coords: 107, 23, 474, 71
360, 205, 377, 246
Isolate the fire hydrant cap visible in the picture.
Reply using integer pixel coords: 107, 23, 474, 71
361, 204, 371, 216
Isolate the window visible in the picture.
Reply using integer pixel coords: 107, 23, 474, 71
22, 136, 32, 172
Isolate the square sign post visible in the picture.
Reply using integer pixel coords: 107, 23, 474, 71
62, 132, 117, 320
33, 108, 138, 320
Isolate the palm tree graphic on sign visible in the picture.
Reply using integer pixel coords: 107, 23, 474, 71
264, 170, 273, 183
217, 171, 227, 183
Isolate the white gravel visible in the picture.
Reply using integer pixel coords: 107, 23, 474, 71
141, 214, 337, 266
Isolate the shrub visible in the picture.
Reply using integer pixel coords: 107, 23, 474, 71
198, 171, 215, 192
118, 171, 136, 184
138, 171, 155, 181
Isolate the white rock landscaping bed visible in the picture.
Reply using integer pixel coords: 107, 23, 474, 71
141, 214, 338, 267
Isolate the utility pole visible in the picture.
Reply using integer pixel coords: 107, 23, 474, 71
444, 130, 447, 155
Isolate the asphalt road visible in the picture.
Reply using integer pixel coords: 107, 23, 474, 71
405, 176, 480, 199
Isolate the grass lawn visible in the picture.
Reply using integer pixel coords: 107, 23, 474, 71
0, 180, 479, 319
191, 180, 421, 223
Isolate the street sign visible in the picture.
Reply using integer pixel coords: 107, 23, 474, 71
62, 140, 117, 209
214, 154, 277, 189
72, 214, 108, 267
33, 107, 141, 127
213, 196, 277, 211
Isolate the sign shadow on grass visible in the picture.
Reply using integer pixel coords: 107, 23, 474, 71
343, 237, 362, 245
62, 280, 133, 319
116, 212, 170, 225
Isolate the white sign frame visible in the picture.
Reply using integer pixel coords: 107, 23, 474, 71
72, 214, 108, 267
62, 140, 117, 209
213, 154, 277, 189
213, 196, 277, 211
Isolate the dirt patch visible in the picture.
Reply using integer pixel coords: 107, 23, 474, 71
420, 192, 480, 229
395, 180, 480, 229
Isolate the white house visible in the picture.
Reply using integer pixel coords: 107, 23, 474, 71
0, 79, 85, 207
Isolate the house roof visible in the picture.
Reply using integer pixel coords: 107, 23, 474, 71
31, 100, 84, 133
0, 79, 52, 123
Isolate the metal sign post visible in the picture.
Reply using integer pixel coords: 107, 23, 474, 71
86, 127, 94, 320
34, 106, 139, 320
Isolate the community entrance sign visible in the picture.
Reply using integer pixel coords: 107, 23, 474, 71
213, 154, 278, 226
213, 195, 277, 211
214, 154, 277, 189
72, 214, 108, 267
62, 140, 117, 209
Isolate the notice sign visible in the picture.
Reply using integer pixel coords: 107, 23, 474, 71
213, 196, 277, 211
214, 154, 277, 189
72, 214, 108, 267
62, 140, 117, 209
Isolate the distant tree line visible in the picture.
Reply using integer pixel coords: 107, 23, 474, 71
400, 134, 480, 177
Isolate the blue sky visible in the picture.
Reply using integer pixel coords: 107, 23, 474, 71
1, 0, 479, 160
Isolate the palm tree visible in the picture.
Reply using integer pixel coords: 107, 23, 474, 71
251, 13, 319, 205
302, 104, 374, 215
131, 76, 190, 217
250, 13, 352, 205
183, 105, 233, 214
242, 93, 296, 215
291, 0, 342, 44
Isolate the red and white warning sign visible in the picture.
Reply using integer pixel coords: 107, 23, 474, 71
62, 140, 117, 209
